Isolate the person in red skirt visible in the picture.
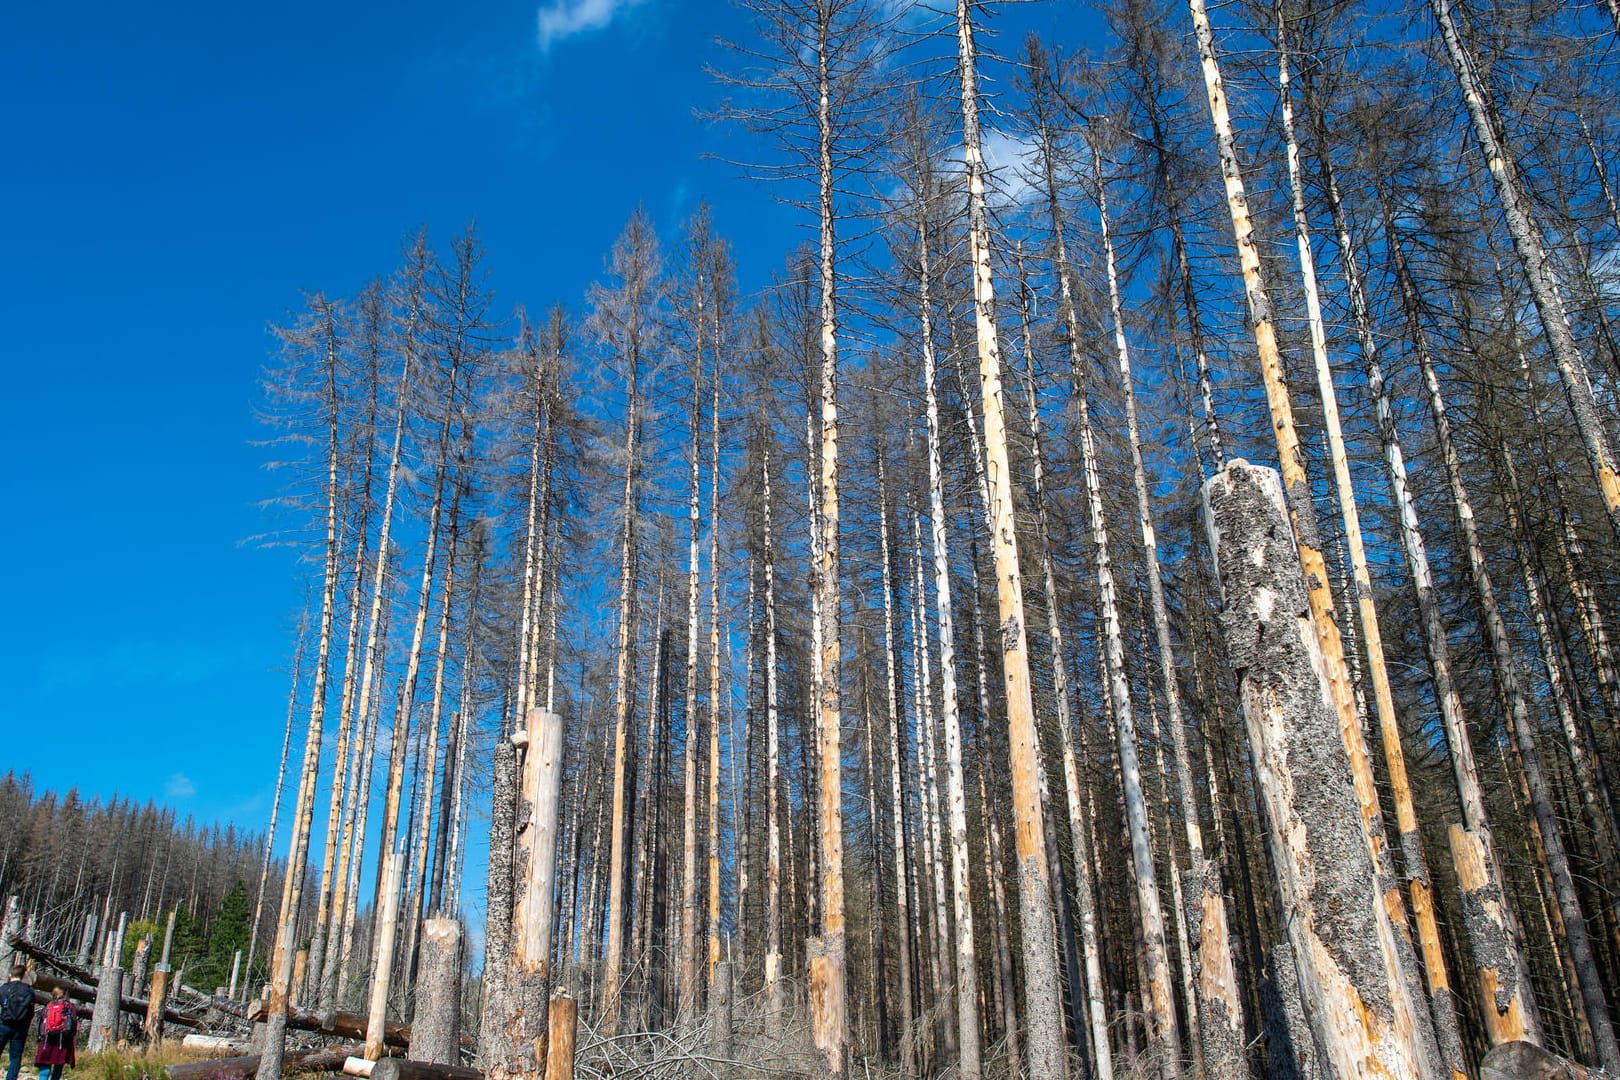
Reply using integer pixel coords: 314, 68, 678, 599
33, 987, 75, 1080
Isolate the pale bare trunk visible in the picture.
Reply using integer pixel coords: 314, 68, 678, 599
600, 344, 642, 1036
1187, 3, 1437, 1070
1204, 461, 1426, 1079
909, 212, 981, 1078
249, 610, 306, 992
761, 442, 786, 1030
1275, 24, 1465, 1070
707, 332, 724, 991
810, 4, 847, 1071
875, 460, 916, 1076
680, 288, 706, 1023
258, 301, 348, 1080
1095, 134, 1245, 1078
1430, 0, 1620, 539
1302, 69, 1541, 1047
1381, 190, 1620, 1070
954, 5, 1064, 1073
1010, 247, 1111, 1080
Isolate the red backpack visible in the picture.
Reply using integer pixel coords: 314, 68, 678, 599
43, 1000, 72, 1035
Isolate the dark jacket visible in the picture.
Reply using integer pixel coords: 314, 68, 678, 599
0, 978, 34, 1033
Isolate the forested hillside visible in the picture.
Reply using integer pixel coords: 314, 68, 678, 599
92, 0, 1620, 1074
0, 772, 273, 993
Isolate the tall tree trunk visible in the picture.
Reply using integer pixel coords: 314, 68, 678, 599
1274, 19, 1465, 1070
257, 297, 348, 1080
1186, 3, 1438, 1070
910, 202, 982, 1079
600, 332, 643, 1037
762, 440, 786, 1030
1381, 187, 1620, 1071
1429, 0, 1620, 540
876, 459, 916, 1076
954, 5, 1066, 1072
1203, 461, 1427, 1079
1299, 66, 1543, 1049
249, 608, 306, 993
680, 281, 707, 1023
808, 2, 848, 1071
1010, 241, 1111, 1080
1093, 133, 1246, 1079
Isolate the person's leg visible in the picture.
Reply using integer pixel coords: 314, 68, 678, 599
47, 1064, 63, 1080
3, 1027, 23, 1080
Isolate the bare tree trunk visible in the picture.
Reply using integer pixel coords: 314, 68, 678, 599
907, 204, 982, 1078
1302, 70, 1542, 1049
808, 3, 848, 1070
680, 287, 706, 1023
1094, 132, 1246, 1079
1008, 243, 1111, 1080
364, 853, 402, 1062
761, 441, 786, 1032
1274, 22, 1464, 1071
1429, 0, 1620, 540
953, 5, 1065, 1073
492, 710, 564, 1080
479, 740, 518, 1067
250, 612, 306, 993
1186, 5, 1438, 1071
909, 508, 955, 1067
707, 332, 725, 996
1204, 460, 1428, 1078
1381, 188, 1620, 1071
600, 273, 646, 1034
258, 297, 350, 1080
876, 459, 916, 1076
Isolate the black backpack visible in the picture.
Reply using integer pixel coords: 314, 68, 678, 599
0, 981, 31, 1028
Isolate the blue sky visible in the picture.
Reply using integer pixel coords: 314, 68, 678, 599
0, 0, 1098, 857
0, 0, 800, 831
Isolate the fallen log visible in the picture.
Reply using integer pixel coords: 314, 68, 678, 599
371, 1059, 481, 1080
33, 972, 204, 1030
1481, 1040, 1598, 1080
248, 1000, 409, 1050
167, 1047, 357, 1080
5, 933, 99, 985
181, 1034, 249, 1055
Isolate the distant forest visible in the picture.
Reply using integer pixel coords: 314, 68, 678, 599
0, 771, 278, 992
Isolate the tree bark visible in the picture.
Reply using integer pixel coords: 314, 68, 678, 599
410, 920, 460, 1066
1203, 460, 1429, 1078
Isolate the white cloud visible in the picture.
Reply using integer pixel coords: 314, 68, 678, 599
536, 0, 649, 50
166, 773, 196, 800
975, 129, 1041, 207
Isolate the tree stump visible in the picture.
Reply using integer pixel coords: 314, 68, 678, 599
89, 965, 124, 1052
707, 960, 733, 1058
411, 919, 462, 1065
543, 992, 576, 1080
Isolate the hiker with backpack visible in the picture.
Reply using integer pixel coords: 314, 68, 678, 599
33, 987, 75, 1080
0, 965, 34, 1080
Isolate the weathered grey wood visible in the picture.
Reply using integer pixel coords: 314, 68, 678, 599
370, 1059, 481, 1080
247, 997, 409, 1048
478, 740, 519, 1068
168, 1047, 357, 1080
1203, 460, 1428, 1078
0, 897, 20, 973
89, 964, 124, 1051
491, 709, 564, 1080
1481, 1040, 1598, 1080
707, 960, 733, 1057
411, 919, 461, 1066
